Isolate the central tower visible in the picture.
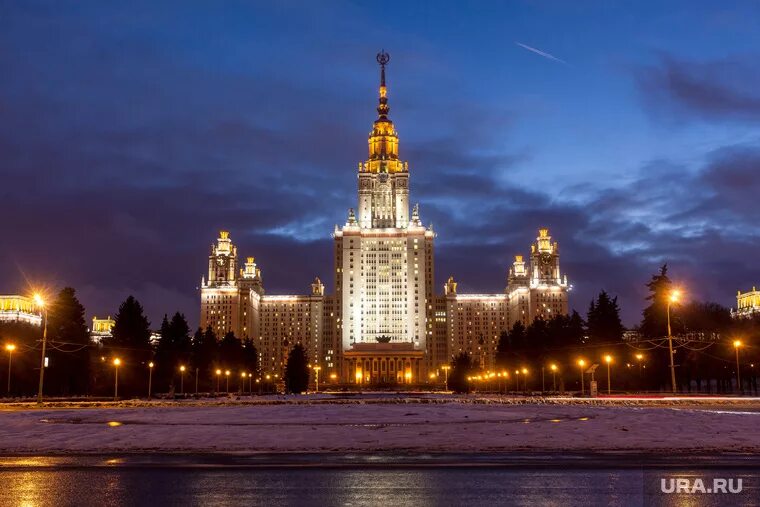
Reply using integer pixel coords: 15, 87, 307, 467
334, 51, 435, 383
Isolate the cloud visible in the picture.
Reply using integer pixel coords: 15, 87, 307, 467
636, 54, 760, 122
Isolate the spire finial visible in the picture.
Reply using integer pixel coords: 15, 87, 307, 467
376, 50, 390, 119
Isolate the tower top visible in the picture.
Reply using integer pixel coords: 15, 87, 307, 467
376, 50, 390, 119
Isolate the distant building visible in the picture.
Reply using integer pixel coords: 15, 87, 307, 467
198, 53, 571, 383
733, 287, 760, 319
0, 295, 42, 326
90, 316, 115, 344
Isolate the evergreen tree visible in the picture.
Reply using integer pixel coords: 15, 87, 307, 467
104, 295, 152, 396
242, 338, 259, 376
46, 287, 90, 395
495, 330, 510, 368
587, 291, 624, 343
567, 310, 586, 345
448, 352, 474, 393
191, 326, 219, 391
507, 321, 527, 350
219, 331, 243, 371
154, 315, 174, 391
640, 265, 673, 337
284, 344, 309, 394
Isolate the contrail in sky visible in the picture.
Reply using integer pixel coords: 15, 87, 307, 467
515, 42, 568, 65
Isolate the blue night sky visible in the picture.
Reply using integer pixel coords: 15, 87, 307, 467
2, 1, 759, 328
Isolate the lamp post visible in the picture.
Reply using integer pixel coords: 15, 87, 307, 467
314, 366, 321, 393
148, 362, 154, 400
5, 344, 15, 394
179, 365, 186, 395
734, 340, 742, 394
34, 294, 48, 404
635, 353, 644, 386
248, 373, 253, 394
215, 369, 222, 394
521, 368, 528, 392
550, 364, 557, 392
113, 358, 121, 400
578, 359, 586, 396
225, 370, 230, 392
441, 365, 450, 391
666, 289, 681, 393
240, 371, 246, 394
604, 355, 613, 395
541, 366, 545, 393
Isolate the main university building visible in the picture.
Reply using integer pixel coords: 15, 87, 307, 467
199, 53, 570, 384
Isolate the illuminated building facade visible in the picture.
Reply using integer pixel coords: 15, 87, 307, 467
90, 316, 115, 344
0, 295, 42, 326
199, 52, 570, 383
733, 287, 760, 319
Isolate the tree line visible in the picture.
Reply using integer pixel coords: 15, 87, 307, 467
449, 265, 760, 394
0, 289, 313, 397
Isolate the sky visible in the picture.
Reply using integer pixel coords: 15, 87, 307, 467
2, 1, 759, 328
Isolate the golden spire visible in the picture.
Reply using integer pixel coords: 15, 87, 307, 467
376, 50, 390, 119
364, 50, 404, 173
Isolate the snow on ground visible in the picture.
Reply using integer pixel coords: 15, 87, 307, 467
1, 395, 760, 455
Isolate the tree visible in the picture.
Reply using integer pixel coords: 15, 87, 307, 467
46, 287, 91, 395
284, 344, 309, 394
242, 338, 259, 377
103, 296, 152, 396
495, 330, 509, 369
587, 291, 624, 344
448, 352, 474, 393
153, 315, 175, 391
640, 265, 673, 337
191, 326, 219, 391
507, 321, 527, 350
219, 331, 243, 371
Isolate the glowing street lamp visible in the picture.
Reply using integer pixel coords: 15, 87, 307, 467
179, 365, 186, 394
33, 293, 48, 404
225, 370, 230, 392
113, 358, 121, 401
148, 362, 154, 400
521, 368, 528, 391
5, 344, 16, 394
734, 340, 743, 394
578, 359, 586, 396
240, 371, 246, 394
666, 289, 681, 393
313, 366, 321, 393
604, 355, 613, 395
215, 369, 222, 394
550, 364, 558, 392
441, 364, 451, 391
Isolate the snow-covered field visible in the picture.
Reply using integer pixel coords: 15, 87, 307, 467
1, 395, 759, 455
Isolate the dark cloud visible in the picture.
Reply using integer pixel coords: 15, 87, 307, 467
637, 54, 760, 122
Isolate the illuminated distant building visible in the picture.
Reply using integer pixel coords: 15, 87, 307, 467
0, 295, 42, 326
90, 316, 115, 344
733, 287, 760, 319
199, 52, 571, 383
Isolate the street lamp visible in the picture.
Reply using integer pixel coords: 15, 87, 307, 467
314, 366, 321, 393
734, 340, 742, 394
441, 365, 450, 391
578, 359, 586, 396
179, 365, 186, 394
666, 289, 681, 393
34, 293, 48, 404
604, 355, 613, 395
225, 370, 230, 392
240, 371, 246, 393
635, 353, 644, 384
215, 369, 222, 394
148, 362, 154, 400
550, 364, 558, 392
113, 358, 121, 401
248, 372, 253, 394
521, 368, 528, 391
5, 344, 15, 394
